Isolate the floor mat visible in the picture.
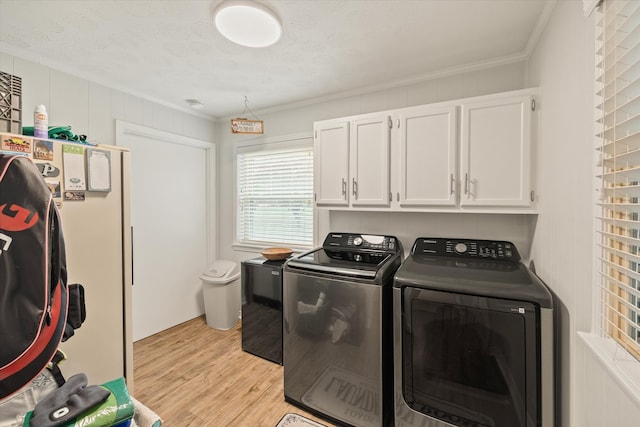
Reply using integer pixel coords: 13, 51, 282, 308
276, 413, 327, 427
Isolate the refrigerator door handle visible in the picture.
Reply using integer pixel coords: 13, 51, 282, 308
130, 226, 134, 286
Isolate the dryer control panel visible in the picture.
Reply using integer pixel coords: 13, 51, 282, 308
412, 238, 520, 262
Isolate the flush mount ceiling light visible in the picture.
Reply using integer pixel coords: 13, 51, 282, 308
186, 99, 204, 110
213, 0, 282, 48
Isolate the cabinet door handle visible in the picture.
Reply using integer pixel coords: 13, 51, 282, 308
450, 174, 455, 195
464, 173, 469, 196
352, 178, 358, 198
341, 178, 347, 197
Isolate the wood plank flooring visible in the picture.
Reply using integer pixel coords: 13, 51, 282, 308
133, 315, 333, 426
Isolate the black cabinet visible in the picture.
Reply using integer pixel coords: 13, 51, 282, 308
241, 257, 284, 365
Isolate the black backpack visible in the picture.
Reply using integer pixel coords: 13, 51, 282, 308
0, 154, 70, 399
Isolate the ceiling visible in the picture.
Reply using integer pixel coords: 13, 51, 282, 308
0, 0, 555, 119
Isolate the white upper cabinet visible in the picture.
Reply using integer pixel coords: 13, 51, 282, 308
314, 120, 350, 206
350, 115, 391, 207
313, 89, 537, 213
460, 94, 533, 207
397, 105, 458, 207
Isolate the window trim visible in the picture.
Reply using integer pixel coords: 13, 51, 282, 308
232, 132, 315, 252
592, 0, 640, 392
595, 0, 640, 362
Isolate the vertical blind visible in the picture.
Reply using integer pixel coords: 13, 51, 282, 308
237, 145, 313, 247
596, 0, 640, 361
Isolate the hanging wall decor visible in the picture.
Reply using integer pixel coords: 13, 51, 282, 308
231, 97, 264, 134
231, 118, 264, 134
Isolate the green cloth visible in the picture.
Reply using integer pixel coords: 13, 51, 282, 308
22, 126, 87, 143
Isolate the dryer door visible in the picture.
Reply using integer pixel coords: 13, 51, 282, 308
400, 287, 540, 427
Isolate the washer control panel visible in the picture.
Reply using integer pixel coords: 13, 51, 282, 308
323, 233, 400, 253
412, 238, 520, 262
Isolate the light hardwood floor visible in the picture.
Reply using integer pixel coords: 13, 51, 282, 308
133, 315, 333, 426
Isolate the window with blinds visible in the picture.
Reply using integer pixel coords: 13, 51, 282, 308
236, 144, 313, 248
596, 0, 640, 361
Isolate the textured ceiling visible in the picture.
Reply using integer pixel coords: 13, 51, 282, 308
0, 0, 555, 119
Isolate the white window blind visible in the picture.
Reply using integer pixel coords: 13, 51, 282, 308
596, 0, 640, 361
237, 144, 313, 247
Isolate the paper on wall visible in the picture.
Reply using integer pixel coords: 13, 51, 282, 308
63, 144, 86, 191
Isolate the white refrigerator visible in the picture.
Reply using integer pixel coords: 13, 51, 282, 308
1, 133, 134, 391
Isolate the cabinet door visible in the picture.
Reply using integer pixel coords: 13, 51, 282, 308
314, 121, 349, 206
460, 94, 532, 207
398, 105, 457, 206
350, 115, 391, 207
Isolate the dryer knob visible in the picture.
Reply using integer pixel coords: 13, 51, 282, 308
454, 242, 468, 254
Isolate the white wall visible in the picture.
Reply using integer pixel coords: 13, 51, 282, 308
216, 61, 534, 266
527, 1, 640, 426
0, 53, 216, 145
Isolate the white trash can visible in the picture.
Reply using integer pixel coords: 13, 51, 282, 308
201, 260, 241, 330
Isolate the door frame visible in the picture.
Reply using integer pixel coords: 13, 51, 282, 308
115, 120, 218, 343
115, 119, 217, 276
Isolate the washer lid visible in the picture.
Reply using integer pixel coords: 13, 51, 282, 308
286, 247, 396, 280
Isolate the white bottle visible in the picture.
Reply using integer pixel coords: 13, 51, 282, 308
34, 105, 48, 139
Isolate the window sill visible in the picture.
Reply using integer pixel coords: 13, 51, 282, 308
578, 331, 640, 407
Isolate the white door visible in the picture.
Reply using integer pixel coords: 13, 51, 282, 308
350, 114, 391, 207
314, 120, 349, 206
398, 105, 457, 207
116, 122, 215, 341
460, 94, 532, 207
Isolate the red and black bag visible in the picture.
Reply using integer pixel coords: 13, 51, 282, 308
0, 154, 68, 400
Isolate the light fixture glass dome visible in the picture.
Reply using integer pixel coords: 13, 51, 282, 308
213, 1, 282, 48
185, 99, 204, 110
